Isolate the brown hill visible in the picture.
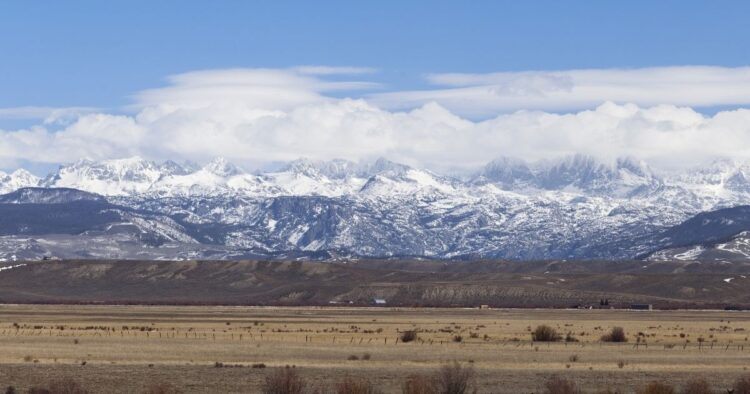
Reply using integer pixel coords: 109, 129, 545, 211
1, 259, 750, 308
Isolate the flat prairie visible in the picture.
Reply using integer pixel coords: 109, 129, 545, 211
1, 305, 750, 393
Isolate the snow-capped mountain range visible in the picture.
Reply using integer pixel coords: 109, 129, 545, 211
3, 154, 750, 261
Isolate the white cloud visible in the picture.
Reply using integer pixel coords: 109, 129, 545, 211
291, 65, 378, 75
132, 68, 380, 111
370, 66, 750, 117
0, 106, 98, 124
3, 66, 750, 172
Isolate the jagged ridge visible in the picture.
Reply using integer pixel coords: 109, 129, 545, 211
1, 155, 750, 261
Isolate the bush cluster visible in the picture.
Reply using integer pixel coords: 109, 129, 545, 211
601, 326, 627, 343
532, 325, 562, 342
400, 330, 418, 343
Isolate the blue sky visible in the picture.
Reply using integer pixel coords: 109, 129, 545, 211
2, 1, 750, 110
3, 1, 750, 173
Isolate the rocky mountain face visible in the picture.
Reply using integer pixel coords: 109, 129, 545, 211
3, 155, 750, 261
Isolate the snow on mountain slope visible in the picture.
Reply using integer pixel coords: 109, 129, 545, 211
149, 159, 277, 197
43, 157, 165, 196
648, 231, 750, 262
261, 159, 368, 197
29, 154, 713, 204
202, 157, 242, 177
0, 169, 41, 194
359, 167, 457, 196
473, 157, 536, 190
280, 158, 365, 180
6, 155, 750, 261
473, 154, 660, 198
667, 159, 750, 210
0, 188, 198, 251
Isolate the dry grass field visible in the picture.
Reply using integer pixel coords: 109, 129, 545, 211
1, 305, 750, 393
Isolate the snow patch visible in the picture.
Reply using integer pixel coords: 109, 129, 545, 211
673, 246, 704, 260
0, 263, 27, 272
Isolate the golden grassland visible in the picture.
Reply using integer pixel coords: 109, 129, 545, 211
1, 305, 750, 392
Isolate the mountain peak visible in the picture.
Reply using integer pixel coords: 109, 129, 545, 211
42, 156, 163, 196
280, 158, 324, 177
368, 158, 411, 177
159, 160, 195, 177
473, 154, 660, 196
0, 168, 42, 194
477, 156, 535, 187
281, 158, 364, 180
536, 154, 611, 191
616, 156, 650, 173
203, 157, 242, 177
10, 168, 38, 179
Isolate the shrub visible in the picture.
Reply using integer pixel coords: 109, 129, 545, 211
565, 332, 579, 342
532, 325, 561, 342
401, 374, 436, 394
568, 354, 579, 363
544, 376, 578, 394
361, 353, 371, 361
401, 330, 418, 343
452, 335, 463, 343
144, 382, 181, 394
680, 378, 714, 394
617, 360, 626, 369
601, 327, 627, 343
636, 382, 675, 394
5, 387, 16, 394
347, 355, 359, 361
734, 375, 750, 394
262, 367, 306, 394
434, 361, 475, 394
252, 363, 267, 369
334, 377, 381, 394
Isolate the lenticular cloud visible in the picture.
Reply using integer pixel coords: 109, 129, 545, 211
2, 66, 750, 172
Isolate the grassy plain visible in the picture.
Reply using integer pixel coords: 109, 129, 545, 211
1, 305, 750, 393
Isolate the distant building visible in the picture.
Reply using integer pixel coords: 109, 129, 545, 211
630, 304, 653, 310
372, 298, 387, 305
328, 300, 354, 305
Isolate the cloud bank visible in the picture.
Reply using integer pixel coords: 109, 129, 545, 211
371, 66, 750, 117
2, 66, 750, 172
